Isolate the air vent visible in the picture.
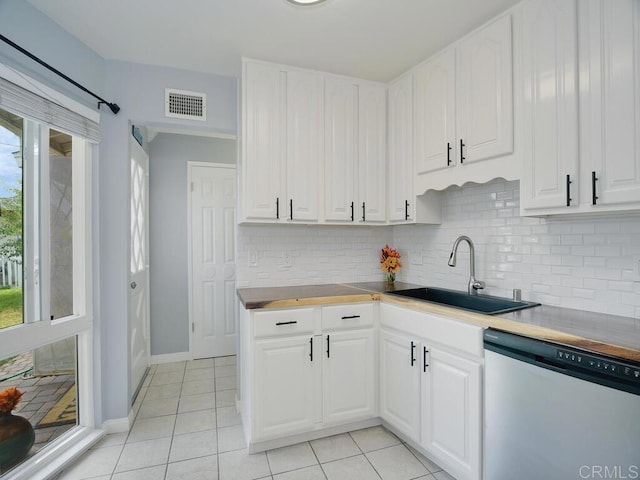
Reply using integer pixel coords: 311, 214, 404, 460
165, 88, 207, 121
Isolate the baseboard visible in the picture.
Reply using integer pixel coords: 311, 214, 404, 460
102, 409, 135, 434
149, 351, 192, 365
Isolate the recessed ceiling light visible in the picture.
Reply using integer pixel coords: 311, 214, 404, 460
285, 0, 329, 6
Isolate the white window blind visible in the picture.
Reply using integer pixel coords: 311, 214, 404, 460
0, 76, 100, 143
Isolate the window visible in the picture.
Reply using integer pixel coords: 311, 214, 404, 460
0, 70, 98, 478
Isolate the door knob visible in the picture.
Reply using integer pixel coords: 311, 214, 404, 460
130, 281, 137, 289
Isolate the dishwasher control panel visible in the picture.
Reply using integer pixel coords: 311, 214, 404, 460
557, 349, 640, 383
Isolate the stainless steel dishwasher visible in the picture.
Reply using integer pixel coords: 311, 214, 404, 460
484, 328, 640, 480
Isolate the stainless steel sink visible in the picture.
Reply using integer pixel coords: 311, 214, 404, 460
388, 286, 540, 315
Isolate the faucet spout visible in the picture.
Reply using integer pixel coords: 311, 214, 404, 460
448, 235, 485, 295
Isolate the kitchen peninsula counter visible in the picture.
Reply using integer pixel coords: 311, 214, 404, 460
237, 282, 640, 363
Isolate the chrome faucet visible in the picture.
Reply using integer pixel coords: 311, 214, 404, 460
448, 235, 485, 295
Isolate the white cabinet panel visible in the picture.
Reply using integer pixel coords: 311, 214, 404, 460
457, 14, 513, 164
581, 0, 640, 208
521, 0, 579, 210
254, 335, 320, 440
286, 70, 322, 221
324, 76, 358, 222
242, 61, 282, 220
414, 49, 456, 175
421, 347, 482, 480
379, 328, 421, 442
323, 329, 377, 425
388, 74, 413, 222
358, 82, 387, 223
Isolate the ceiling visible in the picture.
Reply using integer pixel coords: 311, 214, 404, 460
27, 0, 520, 83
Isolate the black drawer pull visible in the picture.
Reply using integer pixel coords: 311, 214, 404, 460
309, 337, 313, 362
460, 139, 465, 163
447, 142, 452, 166
341, 315, 361, 320
326, 334, 330, 358
423, 346, 429, 372
410, 341, 416, 366
405, 200, 410, 220
275, 321, 297, 326
350, 201, 354, 222
276, 197, 279, 219
592, 171, 599, 205
566, 174, 572, 206
361, 202, 366, 222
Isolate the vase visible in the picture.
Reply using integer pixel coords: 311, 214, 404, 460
0, 412, 35, 472
386, 272, 396, 284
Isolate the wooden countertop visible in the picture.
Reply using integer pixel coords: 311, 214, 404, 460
237, 283, 640, 363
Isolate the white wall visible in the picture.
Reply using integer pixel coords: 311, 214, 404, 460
149, 133, 236, 356
236, 225, 393, 288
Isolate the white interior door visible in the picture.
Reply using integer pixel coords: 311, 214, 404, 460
189, 163, 237, 359
130, 137, 150, 400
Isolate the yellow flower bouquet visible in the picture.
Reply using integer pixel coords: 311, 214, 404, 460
380, 245, 402, 284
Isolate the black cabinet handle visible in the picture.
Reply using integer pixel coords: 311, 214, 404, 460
423, 346, 429, 372
341, 315, 361, 320
460, 139, 466, 163
275, 321, 297, 326
326, 335, 330, 358
276, 197, 280, 220
361, 202, 366, 222
566, 174, 572, 206
405, 200, 410, 220
350, 201, 354, 222
309, 337, 313, 362
592, 171, 599, 205
289, 199, 293, 220
447, 142, 452, 166
410, 341, 416, 366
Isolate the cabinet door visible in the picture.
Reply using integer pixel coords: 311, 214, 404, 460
581, 0, 640, 207
521, 0, 579, 210
242, 61, 283, 220
358, 82, 387, 223
286, 70, 322, 221
388, 74, 414, 222
457, 14, 513, 165
323, 329, 376, 425
379, 328, 421, 442
421, 347, 481, 480
414, 49, 456, 175
324, 76, 358, 222
254, 336, 320, 440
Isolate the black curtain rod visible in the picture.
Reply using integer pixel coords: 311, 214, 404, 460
0, 33, 120, 114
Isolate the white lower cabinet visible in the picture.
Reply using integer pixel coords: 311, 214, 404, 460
323, 328, 376, 425
379, 328, 421, 442
421, 347, 482, 480
380, 303, 483, 480
241, 303, 377, 448
254, 335, 321, 438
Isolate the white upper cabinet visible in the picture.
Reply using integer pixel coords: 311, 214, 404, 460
240, 59, 321, 223
457, 13, 514, 165
324, 75, 358, 222
521, 0, 640, 215
579, 0, 640, 210
242, 61, 283, 221
324, 76, 386, 224
388, 74, 414, 222
358, 81, 387, 223
286, 69, 323, 222
414, 49, 456, 175
414, 13, 516, 193
521, 0, 579, 212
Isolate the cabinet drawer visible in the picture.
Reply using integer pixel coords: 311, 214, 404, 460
253, 308, 315, 338
322, 303, 374, 331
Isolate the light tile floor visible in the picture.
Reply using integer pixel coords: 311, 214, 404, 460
57, 357, 455, 480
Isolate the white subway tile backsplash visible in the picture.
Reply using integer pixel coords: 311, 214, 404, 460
236, 179, 640, 318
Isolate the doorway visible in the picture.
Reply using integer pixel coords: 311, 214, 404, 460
188, 163, 237, 358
